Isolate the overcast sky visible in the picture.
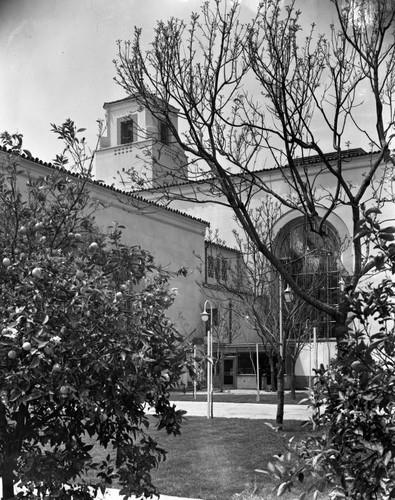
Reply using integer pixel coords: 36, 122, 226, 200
1, 0, 341, 164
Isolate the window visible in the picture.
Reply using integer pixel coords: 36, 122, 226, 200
275, 216, 343, 339
119, 117, 136, 145
160, 121, 170, 145
221, 258, 228, 281
207, 255, 214, 278
214, 258, 221, 280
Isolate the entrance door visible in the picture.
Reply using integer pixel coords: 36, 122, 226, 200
223, 356, 236, 388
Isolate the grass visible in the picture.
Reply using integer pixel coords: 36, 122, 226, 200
149, 417, 313, 500
85, 416, 316, 500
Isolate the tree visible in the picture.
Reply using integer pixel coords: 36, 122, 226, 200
0, 130, 187, 499
114, 0, 395, 329
216, 200, 326, 425
262, 215, 395, 499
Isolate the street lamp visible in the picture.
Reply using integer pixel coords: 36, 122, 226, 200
279, 278, 293, 383
201, 300, 213, 419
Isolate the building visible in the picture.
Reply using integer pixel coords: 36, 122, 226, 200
94, 95, 394, 390
3, 93, 392, 391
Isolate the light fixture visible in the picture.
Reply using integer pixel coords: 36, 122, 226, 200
201, 310, 209, 322
284, 284, 293, 303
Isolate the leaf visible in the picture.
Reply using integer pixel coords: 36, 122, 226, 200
255, 469, 269, 475
353, 229, 370, 241
277, 481, 290, 496
384, 450, 392, 466
379, 233, 395, 241
379, 226, 395, 234
365, 207, 381, 217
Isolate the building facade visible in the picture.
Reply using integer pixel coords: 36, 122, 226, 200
93, 95, 394, 390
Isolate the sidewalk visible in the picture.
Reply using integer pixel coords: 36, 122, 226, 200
0, 483, 200, 500
170, 399, 310, 420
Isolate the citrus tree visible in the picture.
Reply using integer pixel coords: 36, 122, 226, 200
0, 132, 187, 499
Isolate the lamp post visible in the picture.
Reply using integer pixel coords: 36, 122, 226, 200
279, 277, 293, 388
201, 300, 213, 419
279, 278, 293, 360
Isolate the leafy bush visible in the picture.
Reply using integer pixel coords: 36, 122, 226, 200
0, 131, 188, 499
264, 211, 395, 499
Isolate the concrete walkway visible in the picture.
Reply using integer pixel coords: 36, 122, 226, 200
170, 399, 310, 420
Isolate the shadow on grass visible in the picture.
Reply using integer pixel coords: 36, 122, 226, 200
82, 416, 318, 500
148, 416, 314, 500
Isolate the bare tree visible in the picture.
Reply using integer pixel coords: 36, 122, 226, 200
114, 0, 395, 328
214, 200, 330, 424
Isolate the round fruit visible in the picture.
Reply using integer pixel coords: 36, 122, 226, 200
60, 385, 68, 395
120, 284, 128, 291
75, 269, 84, 279
7, 350, 17, 359
19, 252, 27, 261
68, 232, 75, 239
74, 233, 82, 241
19, 226, 27, 235
22, 341, 32, 351
44, 346, 53, 356
32, 267, 42, 279
52, 363, 61, 372
2, 257, 11, 268
115, 291, 123, 300
34, 222, 44, 231
89, 242, 99, 251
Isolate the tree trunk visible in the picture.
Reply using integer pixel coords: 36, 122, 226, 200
290, 358, 297, 400
270, 354, 276, 391
219, 353, 224, 393
2, 447, 16, 499
276, 358, 285, 430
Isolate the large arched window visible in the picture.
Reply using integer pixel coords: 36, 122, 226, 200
275, 216, 344, 338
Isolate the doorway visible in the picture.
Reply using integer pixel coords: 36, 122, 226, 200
223, 356, 236, 388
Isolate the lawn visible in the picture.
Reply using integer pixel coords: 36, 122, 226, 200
85, 416, 317, 500
149, 416, 313, 500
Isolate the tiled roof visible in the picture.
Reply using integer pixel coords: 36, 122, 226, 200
205, 240, 239, 253
103, 94, 179, 113
136, 147, 375, 193
0, 145, 209, 227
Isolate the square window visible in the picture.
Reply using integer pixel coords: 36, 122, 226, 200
160, 121, 170, 145
120, 118, 136, 145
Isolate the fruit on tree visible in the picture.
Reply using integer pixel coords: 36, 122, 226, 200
89, 242, 99, 251
75, 269, 84, 279
22, 341, 32, 351
7, 350, 17, 359
2, 257, 11, 268
32, 267, 42, 278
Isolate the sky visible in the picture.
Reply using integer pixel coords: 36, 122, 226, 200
1, 0, 344, 164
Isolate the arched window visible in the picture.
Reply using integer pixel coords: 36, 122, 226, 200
275, 216, 344, 338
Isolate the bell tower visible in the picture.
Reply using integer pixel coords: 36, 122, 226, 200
95, 96, 188, 190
